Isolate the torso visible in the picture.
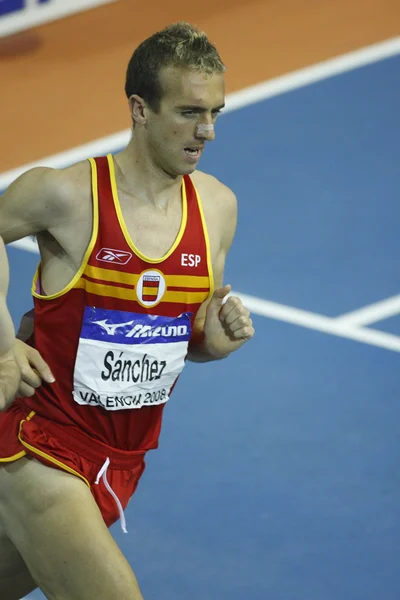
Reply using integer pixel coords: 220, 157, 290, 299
38, 161, 223, 296
27, 155, 217, 449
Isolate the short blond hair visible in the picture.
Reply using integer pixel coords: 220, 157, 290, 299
125, 22, 226, 111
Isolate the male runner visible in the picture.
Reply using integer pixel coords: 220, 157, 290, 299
0, 22, 254, 599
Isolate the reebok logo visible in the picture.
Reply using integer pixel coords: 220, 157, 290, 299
96, 248, 132, 265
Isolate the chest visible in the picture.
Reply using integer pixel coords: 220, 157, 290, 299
117, 199, 183, 260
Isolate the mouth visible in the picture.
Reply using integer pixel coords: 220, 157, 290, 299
184, 147, 203, 160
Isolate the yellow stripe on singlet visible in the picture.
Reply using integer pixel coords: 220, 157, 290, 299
74, 278, 137, 301
75, 276, 209, 304
85, 265, 139, 286
163, 290, 209, 304
84, 265, 210, 290
165, 274, 210, 289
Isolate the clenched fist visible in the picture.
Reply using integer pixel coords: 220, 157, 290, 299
203, 285, 255, 358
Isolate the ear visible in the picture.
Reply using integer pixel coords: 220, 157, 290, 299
128, 94, 149, 125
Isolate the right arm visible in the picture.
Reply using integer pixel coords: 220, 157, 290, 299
0, 167, 71, 394
0, 166, 70, 243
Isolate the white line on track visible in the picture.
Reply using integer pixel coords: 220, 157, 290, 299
235, 292, 400, 353
334, 295, 400, 327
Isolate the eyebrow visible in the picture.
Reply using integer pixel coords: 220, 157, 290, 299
176, 104, 225, 112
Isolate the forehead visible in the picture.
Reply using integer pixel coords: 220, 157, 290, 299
159, 66, 225, 107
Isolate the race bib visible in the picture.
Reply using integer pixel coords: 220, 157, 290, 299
73, 307, 192, 411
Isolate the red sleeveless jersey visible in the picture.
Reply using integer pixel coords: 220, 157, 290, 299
26, 155, 213, 451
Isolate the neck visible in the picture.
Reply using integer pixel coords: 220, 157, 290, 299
113, 136, 183, 210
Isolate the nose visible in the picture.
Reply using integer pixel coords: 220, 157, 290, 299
195, 122, 216, 142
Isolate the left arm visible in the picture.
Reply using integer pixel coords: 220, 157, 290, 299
187, 184, 254, 362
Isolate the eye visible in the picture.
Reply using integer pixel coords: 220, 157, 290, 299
212, 109, 222, 119
182, 110, 196, 117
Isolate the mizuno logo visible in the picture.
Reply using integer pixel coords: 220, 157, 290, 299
96, 248, 132, 264
93, 320, 135, 335
93, 319, 189, 338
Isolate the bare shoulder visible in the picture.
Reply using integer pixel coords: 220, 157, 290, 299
191, 170, 237, 209
191, 170, 237, 250
0, 160, 92, 243
7, 160, 90, 211
50, 160, 92, 216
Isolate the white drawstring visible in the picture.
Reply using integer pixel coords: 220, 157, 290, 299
95, 457, 128, 533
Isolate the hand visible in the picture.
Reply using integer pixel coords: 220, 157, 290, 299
0, 354, 20, 411
203, 285, 255, 358
13, 339, 55, 397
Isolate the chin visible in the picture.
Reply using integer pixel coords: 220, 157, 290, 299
164, 160, 198, 179
178, 162, 198, 176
